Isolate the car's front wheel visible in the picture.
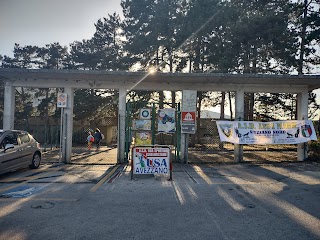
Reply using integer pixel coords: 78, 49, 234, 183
29, 153, 41, 169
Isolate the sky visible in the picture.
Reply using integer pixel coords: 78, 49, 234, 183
0, 0, 122, 57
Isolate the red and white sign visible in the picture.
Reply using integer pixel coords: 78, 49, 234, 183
181, 111, 196, 134
181, 111, 196, 123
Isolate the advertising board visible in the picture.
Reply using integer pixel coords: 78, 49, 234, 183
132, 146, 172, 180
216, 120, 317, 144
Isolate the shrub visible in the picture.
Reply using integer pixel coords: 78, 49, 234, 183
308, 139, 320, 155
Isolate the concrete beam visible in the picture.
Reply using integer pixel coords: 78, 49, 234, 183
8, 79, 310, 93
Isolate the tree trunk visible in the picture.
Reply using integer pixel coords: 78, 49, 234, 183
298, 0, 308, 75
159, 91, 164, 144
196, 92, 202, 145
228, 92, 233, 120
249, 93, 254, 121
220, 92, 225, 120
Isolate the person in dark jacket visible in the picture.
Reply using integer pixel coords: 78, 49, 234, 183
94, 128, 102, 149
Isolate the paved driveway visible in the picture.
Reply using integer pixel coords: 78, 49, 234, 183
0, 161, 319, 240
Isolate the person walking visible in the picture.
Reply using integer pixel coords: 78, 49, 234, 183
94, 128, 102, 150
87, 131, 94, 150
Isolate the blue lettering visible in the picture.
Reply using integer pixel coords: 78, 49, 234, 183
154, 159, 161, 167
135, 167, 169, 174
161, 159, 167, 167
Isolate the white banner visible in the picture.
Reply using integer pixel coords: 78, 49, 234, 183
216, 120, 317, 144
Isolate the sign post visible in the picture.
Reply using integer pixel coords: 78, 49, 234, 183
57, 93, 67, 163
181, 90, 197, 134
181, 90, 197, 162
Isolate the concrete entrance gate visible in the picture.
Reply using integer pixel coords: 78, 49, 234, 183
1, 68, 320, 163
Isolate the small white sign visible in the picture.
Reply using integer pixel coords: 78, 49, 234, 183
57, 93, 67, 108
139, 108, 151, 119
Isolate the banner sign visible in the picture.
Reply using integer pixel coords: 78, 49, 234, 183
158, 108, 175, 133
132, 146, 171, 175
216, 120, 317, 145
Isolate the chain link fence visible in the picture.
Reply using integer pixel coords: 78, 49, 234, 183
187, 118, 300, 164
12, 112, 320, 164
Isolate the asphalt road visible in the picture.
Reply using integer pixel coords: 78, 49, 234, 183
0, 161, 320, 240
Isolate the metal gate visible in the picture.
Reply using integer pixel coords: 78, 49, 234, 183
125, 101, 181, 162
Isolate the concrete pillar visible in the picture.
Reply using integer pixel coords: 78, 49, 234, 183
3, 82, 15, 130
297, 91, 308, 161
234, 89, 244, 162
117, 88, 127, 163
63, 87, 74, 163
180, 134, 187, 163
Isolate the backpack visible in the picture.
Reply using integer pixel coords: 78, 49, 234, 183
101, 133, 105, 140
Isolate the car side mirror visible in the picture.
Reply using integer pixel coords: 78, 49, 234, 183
4, 143, 14, 152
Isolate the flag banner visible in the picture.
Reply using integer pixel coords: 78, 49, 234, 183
216, 120, 317, 145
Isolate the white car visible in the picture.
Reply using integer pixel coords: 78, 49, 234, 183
0, 130, 41, 175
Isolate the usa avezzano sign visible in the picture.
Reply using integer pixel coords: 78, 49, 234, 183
132, 146, 172, 179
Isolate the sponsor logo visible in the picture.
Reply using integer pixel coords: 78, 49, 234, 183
301, 125, 312, 138
219, 124, 232, 138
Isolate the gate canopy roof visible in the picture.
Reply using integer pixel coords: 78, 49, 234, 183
1, 68, 320, 93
